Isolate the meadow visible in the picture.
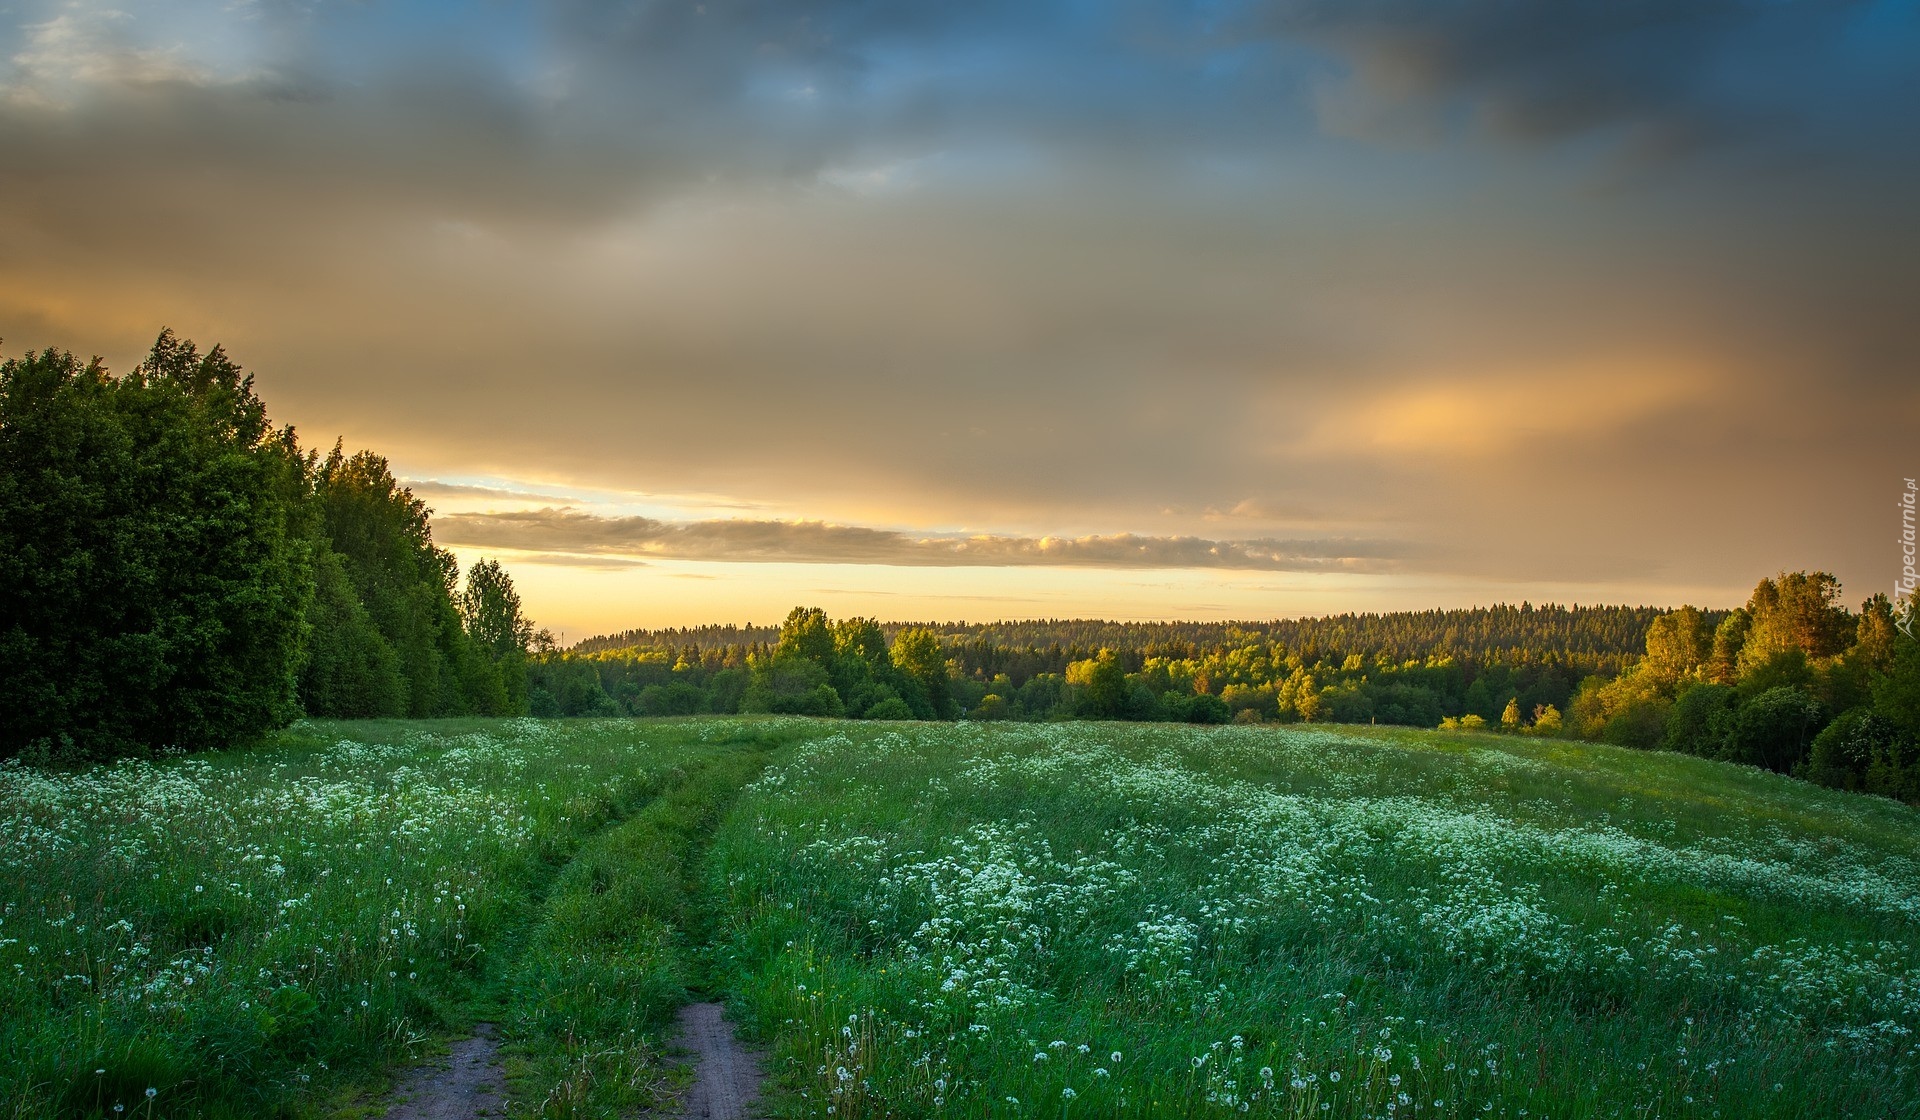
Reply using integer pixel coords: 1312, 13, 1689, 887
3, 718, 1917, 1118
707, 722, 1920, 1119
0, 718, 793, 1119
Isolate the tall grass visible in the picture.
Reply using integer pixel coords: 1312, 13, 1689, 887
0, 717, 768, 1118
504, 747, 771, 1118
704, 722, 1920, 1118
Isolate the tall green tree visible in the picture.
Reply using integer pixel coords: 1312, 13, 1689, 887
309, 445, 497, 717
0, 333, 312, 760
890, 627, 955, 719
460, 558, 533, 714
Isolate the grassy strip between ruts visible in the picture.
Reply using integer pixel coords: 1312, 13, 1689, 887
501, 745, 772, 1119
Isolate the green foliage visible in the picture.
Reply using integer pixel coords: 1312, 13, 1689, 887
311, 445, 513, 718
743, 653, 846, 717
298, 548, 407, 718
1548, 572, 1920, 802
1663, 682, 1735, 757
891, 626, 955, 719
1737, 572, 1852, 675
863, 696, 916, 720
0, 331, 539, 756
1720, 686, 1824, 773
637, 680, 708, 716
1872, 628, 1920, 738
1802, 709, 1920, 799
461, 558, 532, 713
775, 606, 836, 667
1642, 606, 1713, 686
0, 335, 311, 761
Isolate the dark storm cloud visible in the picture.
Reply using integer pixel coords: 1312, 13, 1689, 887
433, 508, 1407, 573
1242, 0, 1874, 149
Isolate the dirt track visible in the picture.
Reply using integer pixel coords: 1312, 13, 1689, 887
676, 1002, 763, 1119
379, 1023, 507, 1120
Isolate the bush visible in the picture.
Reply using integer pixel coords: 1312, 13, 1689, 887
1801, 708, 1919, 800
1601, 699, 1670, 750
863, 696, 915, 721
1721, 686, 1824, 773
1663, 683, 1734, 757
637, 681, 707, 716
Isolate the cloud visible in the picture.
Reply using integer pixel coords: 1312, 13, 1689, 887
1299, 359, 1722, 458
433, 508, 1407, 573
0, 0, 1915, 618
466, 551, 652, 571
401, 479, 577, 504
1248, 0, 1891, 158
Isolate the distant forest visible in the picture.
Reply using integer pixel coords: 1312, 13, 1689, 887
0, 333, 534, 762
553, 604, 1678, 728
543, 586, 1917, 803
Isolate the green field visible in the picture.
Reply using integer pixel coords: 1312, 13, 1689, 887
4, 719, 1917, 1118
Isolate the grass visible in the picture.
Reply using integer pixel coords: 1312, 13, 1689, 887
0, 717, 792, 1118
502, 745, 770, 1118
6, 716, 1917, 1118
704, 721, 1920, 1119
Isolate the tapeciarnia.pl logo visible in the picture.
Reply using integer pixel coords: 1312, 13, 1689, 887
1900, 478, 1917, 639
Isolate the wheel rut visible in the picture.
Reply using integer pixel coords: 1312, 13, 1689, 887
378, 1022, 507, 1120
674, 1002, 764, 1119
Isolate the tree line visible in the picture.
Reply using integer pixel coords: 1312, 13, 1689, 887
538, 606, 1647, 728
1555, 573, 1918, 801
551, 582, 1918, 803
0, 332, 534, 762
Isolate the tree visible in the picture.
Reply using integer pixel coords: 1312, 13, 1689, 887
299, 548, 406, 718
460, 558, 533, 714
776, 607, 836, 667
1500, 697, 1524, 733
1067, 651, 1129, 718
1853, 595, 1900, 675
1294, 678, 1323, 723
741, 652, 844, 716
1662, 683, 1734, 757
0, 334, 312, 760
1707, 610, 1750, 685
1463, 677, 1497, 721
1737, 572, 1850, 676
1643, 606, 1712, 686
1721, 687, 1824, 773
311, 445, 493, 717
891, 627, 954, 719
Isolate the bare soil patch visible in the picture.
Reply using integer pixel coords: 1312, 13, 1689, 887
379, 1022, 508, 1120
675, 1002, 763, 1120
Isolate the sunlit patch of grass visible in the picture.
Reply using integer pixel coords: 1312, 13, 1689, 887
704, 721, 1920, 1118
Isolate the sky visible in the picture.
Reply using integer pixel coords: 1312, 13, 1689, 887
3, 0, 1916, 638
